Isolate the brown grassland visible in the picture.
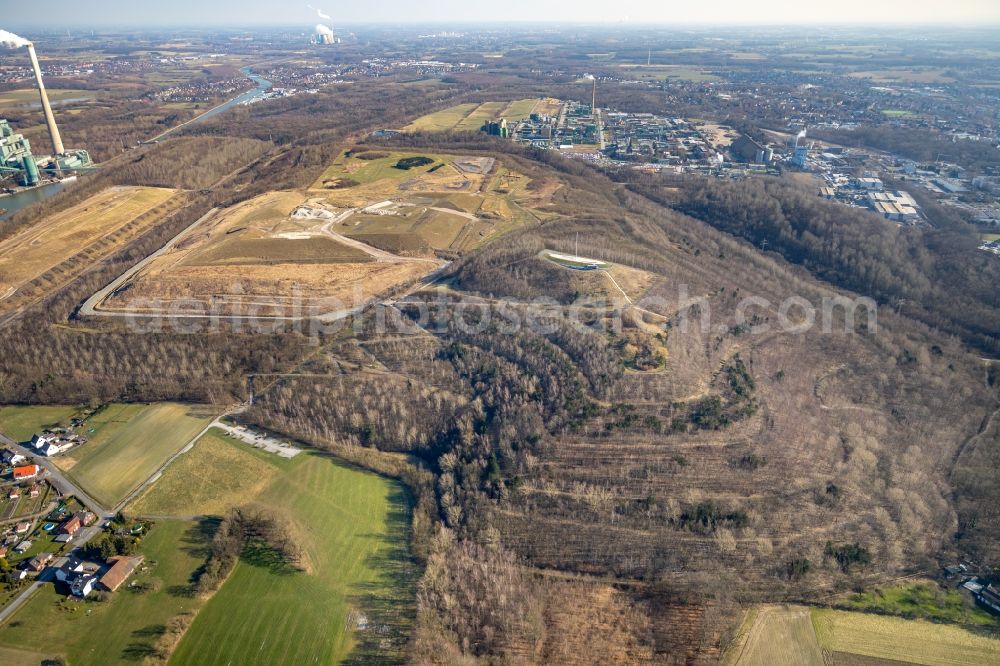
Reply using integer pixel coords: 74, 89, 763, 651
726, 605, 823, 666
811, 608, 1000, 665
0, 186, 180, 315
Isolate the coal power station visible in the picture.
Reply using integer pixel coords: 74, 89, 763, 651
0, 30, 92, 187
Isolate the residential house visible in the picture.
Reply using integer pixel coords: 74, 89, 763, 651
39, 441, 69, 457
70, 573, 96, 598
76, 511, 96, 527
27, 484, 40, 498
55, 557, 85, 583
25, 552, 52, 573
12, 465, 40, 481
13, 540, 30, 554
7, 487, 19, 500
58, 515, 82, 536
30, 433, 83, 457
0, 449, 25, 466
14, 522, 30, 534
98, 555, 145, 592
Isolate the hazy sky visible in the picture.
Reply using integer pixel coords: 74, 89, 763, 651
4, 0, 1000, 26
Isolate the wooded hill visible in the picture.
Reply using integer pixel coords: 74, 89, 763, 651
242, 141, 1000, 661
0, 75, 997, 663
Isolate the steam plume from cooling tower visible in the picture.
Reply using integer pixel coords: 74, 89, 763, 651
315, 24, 335, 42
308, 5, 333, 21
0, 29, 31, 49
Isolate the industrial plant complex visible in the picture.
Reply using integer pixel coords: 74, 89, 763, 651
0, 36, 92, 188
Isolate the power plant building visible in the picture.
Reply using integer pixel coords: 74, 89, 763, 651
483, 118, 510, 138
0, 39, 92, 186
0, 119, 39, 185
730, 134, 772, 164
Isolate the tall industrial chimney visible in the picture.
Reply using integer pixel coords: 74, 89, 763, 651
25, 42, 64, 156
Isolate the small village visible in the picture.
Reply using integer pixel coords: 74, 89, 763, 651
0, 412, 151, 608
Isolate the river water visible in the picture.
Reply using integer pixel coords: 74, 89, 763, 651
151, 68, 273, 141
0, 181, 67, 221
0, 68, 272, 220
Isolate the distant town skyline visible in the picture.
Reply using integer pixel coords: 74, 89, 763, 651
3, 0, 1000, 27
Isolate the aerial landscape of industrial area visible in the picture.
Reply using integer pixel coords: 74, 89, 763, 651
0, 1, 997, 664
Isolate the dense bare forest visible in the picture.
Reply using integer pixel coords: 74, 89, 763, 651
626, 175, 1000, 356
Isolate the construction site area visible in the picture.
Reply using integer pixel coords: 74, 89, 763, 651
312, 149, 548, 253
82, 150, 552, 320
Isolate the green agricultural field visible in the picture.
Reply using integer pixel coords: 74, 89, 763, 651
0, 645, 58, 666
57, 403, 216, 508
130, 429, 282, 517
153, 436, 416, 665
0, 88, 95, 107
812, 608, 1000, 665
0, 520, 212, 665
501, 98, 543, 121
0, 405, 80, 443
412, 209, 468, 248
454, 101, 507, 131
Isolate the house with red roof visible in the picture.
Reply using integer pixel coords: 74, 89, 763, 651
12, 465, 40, 481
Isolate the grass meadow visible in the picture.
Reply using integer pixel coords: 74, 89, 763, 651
843, 582, 1000, 628
0, 405, 80, 443
133, 431, 416, 665
313, 150, 452, 189
57, 403, 216, 507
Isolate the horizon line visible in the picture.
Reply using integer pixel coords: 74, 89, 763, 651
6, 20, 1000, 30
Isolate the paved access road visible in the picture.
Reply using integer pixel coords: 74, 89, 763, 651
78, 208, 219, 318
